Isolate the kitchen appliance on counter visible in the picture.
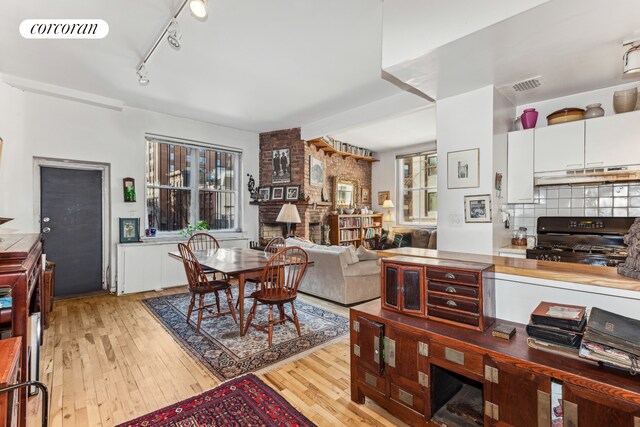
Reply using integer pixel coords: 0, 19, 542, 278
526, 217, 635, 267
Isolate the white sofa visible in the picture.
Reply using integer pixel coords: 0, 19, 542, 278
285, 238, 381, 305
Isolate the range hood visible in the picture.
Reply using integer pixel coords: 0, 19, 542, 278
535, 166, 640, 186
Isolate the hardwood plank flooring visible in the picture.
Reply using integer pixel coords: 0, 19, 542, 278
28, 287, 407, 426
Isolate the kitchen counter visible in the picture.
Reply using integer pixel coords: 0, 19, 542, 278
498, 244, 528, 255
378, 247, 640, 292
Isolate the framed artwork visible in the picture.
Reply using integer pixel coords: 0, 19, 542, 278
258, 187, 270, 201
119, 217, 140, 243
361, 187, 370, 204
378, 191, 390, 205
285, 185, 300, 201
123, 177, 136, 202
309, 156, 324, 187
464, 194, 492, 223
447, 148, 479, 189
272, 148, 290, 184
271, 186, 284, 200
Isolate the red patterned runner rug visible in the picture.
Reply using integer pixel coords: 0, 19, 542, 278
117, 374, 315, 427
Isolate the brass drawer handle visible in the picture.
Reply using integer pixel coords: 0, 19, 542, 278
446, 300, 458, 308
444, 273, 456, 279
445, 347, 465, 365
445, 286, 457, 293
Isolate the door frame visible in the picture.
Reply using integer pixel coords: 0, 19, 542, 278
33, 157, 111, 291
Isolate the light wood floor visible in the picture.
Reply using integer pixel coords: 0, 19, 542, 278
28, 287, 407, 426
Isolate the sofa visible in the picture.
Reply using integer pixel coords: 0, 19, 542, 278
375, 227, 437, 250
285, 238, 381, 305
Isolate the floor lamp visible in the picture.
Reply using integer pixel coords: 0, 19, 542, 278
276, 203, 301, 237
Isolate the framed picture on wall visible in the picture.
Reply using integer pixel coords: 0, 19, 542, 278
447, 148, 479, 189
310, 156, 324, 187
123, 177, 136, 202
272, 148, 291, 184
361, 187, 370, 204
285, 185, 300, 201
464, 194, 492, 223
119, 217, 140, 243
271, 186, 284, 200
258, 187, 270, 201
378, 191, 390, 205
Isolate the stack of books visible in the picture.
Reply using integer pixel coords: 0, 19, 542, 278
526, 302, 589, 362
579, 308, 639, 374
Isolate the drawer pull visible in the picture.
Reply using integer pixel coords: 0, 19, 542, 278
444, 273, 456, 280
445, 347, 465, 365
445, 286, 457, 293
398, 388, 414, 407
446, 300, 458, 308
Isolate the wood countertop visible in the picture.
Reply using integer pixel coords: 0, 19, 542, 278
378, 247, 640, 292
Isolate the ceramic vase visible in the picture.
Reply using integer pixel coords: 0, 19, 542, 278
521, 108, 538, 129
613, 88, 638, 114
584, 103, 605, 119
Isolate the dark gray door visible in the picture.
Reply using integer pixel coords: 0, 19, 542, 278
41, 167, 103, 297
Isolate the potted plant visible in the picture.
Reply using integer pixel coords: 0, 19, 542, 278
179, 221, 210, 238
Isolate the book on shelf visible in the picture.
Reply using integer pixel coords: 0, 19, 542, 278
583, 307, 640, 357
525, 323, 583, 348
579, 340, 639, 373
530, 301, 587, 332
527, 337, 597, 365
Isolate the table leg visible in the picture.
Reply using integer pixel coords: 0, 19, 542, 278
238, 273, 245, 336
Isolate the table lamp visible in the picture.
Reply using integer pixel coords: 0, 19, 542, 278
382, 200, 394, 228
276, 203, 301, 237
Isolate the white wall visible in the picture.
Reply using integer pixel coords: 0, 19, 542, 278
0, 80, 259, 289
436, 86, 497, 254
371, 141, 437, 226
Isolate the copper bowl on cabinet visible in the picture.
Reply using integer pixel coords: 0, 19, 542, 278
546, 108, 585, 125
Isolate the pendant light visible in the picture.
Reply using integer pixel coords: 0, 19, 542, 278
189, 0, 208, 19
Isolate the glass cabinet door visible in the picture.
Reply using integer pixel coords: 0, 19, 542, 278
383, 264, 400, 310
401, 266, 425, 315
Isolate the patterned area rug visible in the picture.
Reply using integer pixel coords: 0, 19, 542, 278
117, 373, 315, 427
143, 289, 349, 380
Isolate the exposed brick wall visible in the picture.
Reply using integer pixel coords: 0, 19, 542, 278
258, 127, 372, 243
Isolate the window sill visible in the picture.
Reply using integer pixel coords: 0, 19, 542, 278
139, 231, 248, 244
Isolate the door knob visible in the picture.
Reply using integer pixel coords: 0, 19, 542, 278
42, 227, 51, 233
43, 217, 50, 223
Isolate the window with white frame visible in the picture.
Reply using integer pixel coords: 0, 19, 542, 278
146, 137, 241, 233
397, 152, 437, 224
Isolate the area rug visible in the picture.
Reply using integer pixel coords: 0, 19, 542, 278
117, 373, 315, 427
143, 289, 349, 380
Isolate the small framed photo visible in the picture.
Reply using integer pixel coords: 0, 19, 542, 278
258, 187, 270, 201
271, 186, 284, 200
448, 148, 479, 189
309, 156, 324, 187
378, 191, 390, 205
361, 187, 370, 204
272, 148, 291, 184
119, 218, 140, 243
464, 194, 492, 223
285, 185, 300, 201
123, 177, 136, 202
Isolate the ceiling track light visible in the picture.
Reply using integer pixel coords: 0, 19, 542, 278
623, 40, 640, 75
135, 0, 208, 85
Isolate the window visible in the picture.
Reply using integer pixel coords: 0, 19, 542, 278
146, 137, 241, 233
397, 152, 437, 224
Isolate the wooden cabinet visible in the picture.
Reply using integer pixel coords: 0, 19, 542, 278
507, 129, 534, 203
0, 338, 20, 427
534, 121, 585, 173
563, 383, 640, 427
585, 110, 640, 168
382, 260, 425, 316
351, 300, 640, 427
329, 214, 383, 248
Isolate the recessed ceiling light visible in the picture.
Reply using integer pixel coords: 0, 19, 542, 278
189, 0, 207, 19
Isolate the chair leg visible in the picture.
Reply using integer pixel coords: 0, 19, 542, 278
214, 290, 221, 314
291, 301, 301, 337
268, 305, 274, 347
225, 288, 237, 323
196, 294, 205, 332
186, 293, 195, 325
243, 299, 258, 336
278, 304, 285, 321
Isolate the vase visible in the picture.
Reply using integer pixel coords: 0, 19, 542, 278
584, 103, 604, 119
613, 88, 638, 114
521, 108, 538, 129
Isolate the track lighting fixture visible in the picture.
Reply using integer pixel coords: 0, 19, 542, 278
623, 39, 640, 74
189, 0, 208, 19
166, 19, 182, 50
137, 65, 149, 86
135, 0, 208, 85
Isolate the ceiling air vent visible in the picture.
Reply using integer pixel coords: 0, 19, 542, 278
512, 76, 543, 92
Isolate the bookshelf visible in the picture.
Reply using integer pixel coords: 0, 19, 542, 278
329, 213, 383, 248
307, 138, 379, 163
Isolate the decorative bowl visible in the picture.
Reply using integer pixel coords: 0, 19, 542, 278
344, 208, 355, 215
546, 108, 585, 125
613, 88, 638, 114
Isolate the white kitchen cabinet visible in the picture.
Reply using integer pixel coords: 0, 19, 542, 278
507, 129, 534, 203
585, 110, 640, 168
534, 121, 585, 173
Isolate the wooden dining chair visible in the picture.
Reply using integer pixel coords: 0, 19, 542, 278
236, 236, 287, 309
188, 232, 226, 279
242, 246, 308, 347
178, 243, 237, 332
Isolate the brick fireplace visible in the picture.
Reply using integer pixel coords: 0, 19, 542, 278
257, 128, 372, 245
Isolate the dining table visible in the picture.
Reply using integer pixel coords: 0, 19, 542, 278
169, 246, 311, 336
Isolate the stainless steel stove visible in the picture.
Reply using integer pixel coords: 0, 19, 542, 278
526, 217, 635, 267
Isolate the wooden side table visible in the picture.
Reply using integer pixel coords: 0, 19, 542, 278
0, 338, 21, 427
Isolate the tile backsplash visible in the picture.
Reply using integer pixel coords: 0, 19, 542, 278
507, 182, 640, 235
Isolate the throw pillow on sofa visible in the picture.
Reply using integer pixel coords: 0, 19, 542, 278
374, 229, 391, 250
392, 233, 412, 247
356, 245, 378, 261
411, 229, 430, 248
345, 245, 360, 264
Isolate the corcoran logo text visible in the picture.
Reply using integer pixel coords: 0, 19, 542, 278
20, 19, 109, 39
